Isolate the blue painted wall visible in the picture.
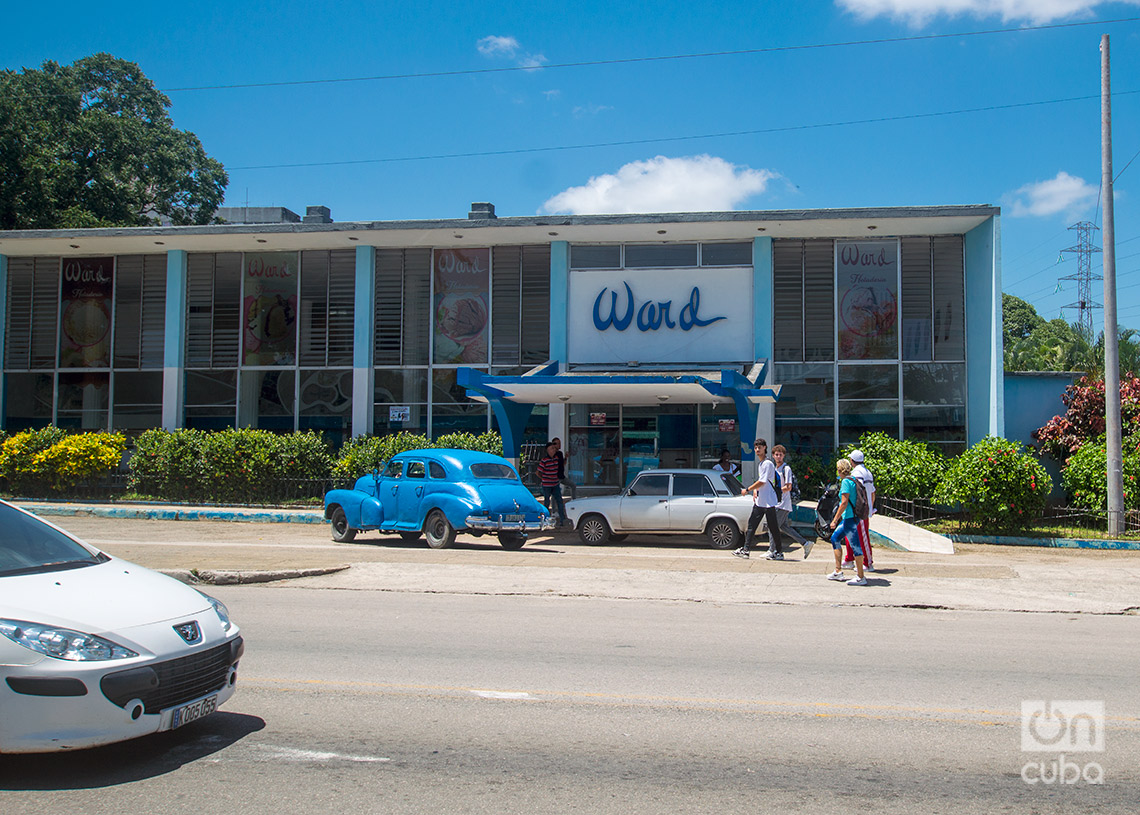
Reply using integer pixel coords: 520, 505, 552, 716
964, 216, 1003, 443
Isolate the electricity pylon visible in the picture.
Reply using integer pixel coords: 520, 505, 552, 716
1059, 221, 1103, 340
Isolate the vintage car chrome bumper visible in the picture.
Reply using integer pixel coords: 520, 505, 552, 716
465, 513, 556, 533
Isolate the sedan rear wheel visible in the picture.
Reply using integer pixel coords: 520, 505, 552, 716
330, 507, 357, 542
706, 518, 741, 550
424, 510, 456, 549
578, 514, 612, 545
498, 532, 527, 550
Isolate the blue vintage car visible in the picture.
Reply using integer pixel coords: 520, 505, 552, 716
323, 449, 554, 549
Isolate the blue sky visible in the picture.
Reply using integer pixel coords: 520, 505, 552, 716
4, 1, 1140, 328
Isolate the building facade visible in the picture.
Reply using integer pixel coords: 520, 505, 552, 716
0, 203, 1002, 487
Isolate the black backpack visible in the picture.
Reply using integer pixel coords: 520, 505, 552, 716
771, 465, 781, 496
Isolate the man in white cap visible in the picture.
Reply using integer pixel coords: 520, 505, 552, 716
843, 450, 875, 571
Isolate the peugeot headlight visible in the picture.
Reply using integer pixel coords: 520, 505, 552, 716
201, 593, 233, 633
0, 619, 138, 661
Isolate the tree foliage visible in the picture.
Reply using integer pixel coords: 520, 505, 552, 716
840, 432, 948, 502
1033, 375, 1140, 461
0, 53, 227, 229
1002, 293, 1140, 379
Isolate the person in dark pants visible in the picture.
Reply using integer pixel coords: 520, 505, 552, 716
733, 438, 784, 560
551, 437, 578, 500
537, 442, 566, 526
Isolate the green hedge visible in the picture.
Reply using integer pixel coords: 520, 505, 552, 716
0, 428, 123, 495
933, 436, 1051, 532
1061, 439, 1140, 511
840, 432, 948, 502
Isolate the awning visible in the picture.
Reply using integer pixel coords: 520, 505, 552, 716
457, 362, 780, 461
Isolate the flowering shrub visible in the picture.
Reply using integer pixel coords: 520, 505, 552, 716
0, 427, 68, 494
34, 433, 126, 491
841, 432, 948, 501
933, 436, 1051, 531
1061, 440, 1140, 511
1034, 375, 1140, 460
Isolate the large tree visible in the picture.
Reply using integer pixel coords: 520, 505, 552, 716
0, 53, 227, 229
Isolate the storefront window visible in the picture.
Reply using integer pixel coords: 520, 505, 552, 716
57, 372, 109, 430
904, 363, 967, 453
838, 364, 899, 445
374, 368, 428, 436
3, 373, 54, 430
775, 363, 835, 456
430, 368, 488, 437
185, 370, 237, 430
699, 405, 741, 467
238, 369, 295, 432
242, 252, 299, 366
837, 240, 899, 361
568, 404, 620, 488
112, 371, 163, 431
298, 368, 353, 448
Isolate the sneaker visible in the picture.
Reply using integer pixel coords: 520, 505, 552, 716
847, 576, 868, 586
827, 570, 846, 581
841, 560, 855, 569
764, 552, 784, 561
732, 547, 750, 559
865, 564, 875, 572
802, 540, 814, 560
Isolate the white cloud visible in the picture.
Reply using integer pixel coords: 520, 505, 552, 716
476, 35, 547, 69
540, 155, 776, 215
572, 103, 614, 118
477, 36, 519, 58
1006, 171, 1098, 217
836, 0, 1137, 25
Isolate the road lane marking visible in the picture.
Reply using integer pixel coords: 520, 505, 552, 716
470, 690, 534, 699
257, 744, 390, 763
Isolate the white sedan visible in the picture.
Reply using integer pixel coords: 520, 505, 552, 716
0, 501, 243, 753
564, 469, 755, 549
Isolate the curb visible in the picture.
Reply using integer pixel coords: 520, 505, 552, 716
949, 534, 1140, 550
161, 565, 351, 585
17, 502, 326, 524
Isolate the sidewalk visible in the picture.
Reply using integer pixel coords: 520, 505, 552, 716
15, 500, 1140, 616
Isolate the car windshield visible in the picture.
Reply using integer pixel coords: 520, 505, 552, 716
470, 463, 518, 480
0, 504, 108, 577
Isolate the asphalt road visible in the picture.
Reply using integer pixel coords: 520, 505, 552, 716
2, 585, 1137, 815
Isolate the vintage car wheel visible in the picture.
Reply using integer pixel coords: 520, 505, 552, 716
330, 507, 357, 542
498, 532, 527, 550
424, 510, 456, 549
577, 514, 612, 545
706, 518, 741, 550
399, 531, 422, 542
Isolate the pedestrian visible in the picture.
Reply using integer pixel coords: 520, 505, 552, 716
537, 442, 567, 526
769, 444, 812, 559
828, 458, 868, 586
551, 437, 578, 500
843, 449, 876, 571
732, 438, 784, 561
712, 449, 741, 477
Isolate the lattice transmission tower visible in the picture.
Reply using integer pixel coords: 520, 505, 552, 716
1058, 221, 1103, 340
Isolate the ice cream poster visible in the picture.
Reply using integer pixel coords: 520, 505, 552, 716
59, 257, 114, 368
837, 241, 899, 360
243, 252, 298, 366
433, 248, 489, 364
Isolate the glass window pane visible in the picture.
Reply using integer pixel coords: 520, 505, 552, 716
112, 371, 163, 431
242, 252, 299, 366
838, 364, 899, 400
701, 242, 751, 266
624, 244, 698, 268
629, 474, 669, 496
375, 368, 428, 404
57, 372, 109, 430
837, 240, 899, 360
3, 373, 54, 431
570, 245, 621, 269
240, 369, 295, 432
838, 399, 899, 445
903, 363, 965, 406
298, 368, 352, 449
673, 474, 714, 497
407, 461, 425, 479
185, 370, 236, 429
431, 404, 489, 438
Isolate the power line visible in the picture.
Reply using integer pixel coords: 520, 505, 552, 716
160, 17, 1140, 94
228, 90, 1138, 171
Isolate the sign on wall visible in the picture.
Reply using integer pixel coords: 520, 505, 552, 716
567, 267, 753, 365
59, 257, 114, 368
243, 252, 298, 365
836, 240, 899, 360
433, 248, 489, 364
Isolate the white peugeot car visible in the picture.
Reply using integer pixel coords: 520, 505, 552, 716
0, 501, 243, 753
563, 468, 756, 549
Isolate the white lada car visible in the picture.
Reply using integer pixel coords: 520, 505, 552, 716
563, 468, 756, 549
0, 501, 243, 753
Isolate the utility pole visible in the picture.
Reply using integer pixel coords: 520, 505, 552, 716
1058, 221, 1102, 340
1101, 34, 1123, 536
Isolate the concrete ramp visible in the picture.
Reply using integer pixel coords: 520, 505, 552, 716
793, 501, 954, 554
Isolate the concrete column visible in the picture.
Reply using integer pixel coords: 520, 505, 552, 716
964, 216, 1004, 443
161, 250, 188, 430
753, 236, 774, 362
352, 245, 376, 438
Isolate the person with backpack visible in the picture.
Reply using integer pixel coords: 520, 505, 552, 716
537, 442, 567, 527
768, 444, 812, 559
843, 449, 876, 571
827, 458, 868, 586
732, 438, 784, 561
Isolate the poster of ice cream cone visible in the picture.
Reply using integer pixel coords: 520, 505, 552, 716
243, 252, 298, 366
433, 248, 489, 364
837, 240, 899, 360
59, 257, 114, 368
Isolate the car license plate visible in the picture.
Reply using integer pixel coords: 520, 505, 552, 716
503, 514, 523, 522
170, 694, 218, 729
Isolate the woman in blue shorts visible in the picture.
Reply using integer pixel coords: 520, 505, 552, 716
828, 459, 867, 586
